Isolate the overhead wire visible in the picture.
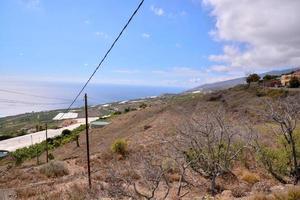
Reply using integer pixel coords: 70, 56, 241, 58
0, 89, 73, 101
0, 98, 74, 106
59, 0, 145, 119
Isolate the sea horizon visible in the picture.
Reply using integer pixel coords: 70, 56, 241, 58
0, 81, 186, 118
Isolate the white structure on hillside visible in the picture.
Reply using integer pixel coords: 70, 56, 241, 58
53, 112, 78, 120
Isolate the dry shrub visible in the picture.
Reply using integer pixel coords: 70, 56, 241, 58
273, 186, 300, 200
16, 187, 38, 199
121, 169, 141, 180
251, 186, 300, 200
16, 186, 50, 199
101, 150, 114, 162
66, 183, 87, 200
39, 160, 69, 177
231, 187, 248, 198
166, 173, 181, 183
241, 171, 260, 185
161, 158, 178, 173
251, 193, 273, 200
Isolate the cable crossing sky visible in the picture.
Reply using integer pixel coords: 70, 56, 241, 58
59, 0, 145, 119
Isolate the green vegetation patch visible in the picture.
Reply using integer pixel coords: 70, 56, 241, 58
11, 125, 86, 165
111, 138, 128, 156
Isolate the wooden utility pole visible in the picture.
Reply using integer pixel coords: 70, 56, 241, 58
45, 123, 48, 163
85, 93, 91, 189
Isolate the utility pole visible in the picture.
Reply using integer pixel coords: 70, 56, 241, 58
45, 123, 48, 163
85, 93, 91, 189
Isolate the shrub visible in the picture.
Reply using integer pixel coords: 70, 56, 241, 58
241, 171, 260, 185
0, 135, 13, 141
39, 160, 69, 177
139, 103, 147, 109
111, 138, 128, 155
62, 129, 72, 136
48, 153, 55, 160
207, 93, 222, 101
251, 193, 272, 200
162, 158, 178, 173
274, 186, 300, 200
266, 89, 288, 98
247, 74, 261, 84
66, 183, 86, 200
124, 107, 131, 113
263, 75, 278, 81
113, 111, 122, 115
289, 77, 300, 88
256, 89, 266, 97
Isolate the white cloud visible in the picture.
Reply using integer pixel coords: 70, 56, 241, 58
142, 33, 150, 39
204, 0, 300, 74
95, 31, 109, 39
150, 5, 165, 16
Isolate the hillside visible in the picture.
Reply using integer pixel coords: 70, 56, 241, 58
1, 85, 300, 199
188, 67, 300, 93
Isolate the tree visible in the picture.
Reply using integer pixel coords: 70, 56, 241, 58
256, 97, 300, 184
289, 77, 300, 88
263, 74, 277, 81
175, 110, 251, 195
246, 73, 261, 85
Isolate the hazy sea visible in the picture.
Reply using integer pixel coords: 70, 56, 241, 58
1, 81, 185, 117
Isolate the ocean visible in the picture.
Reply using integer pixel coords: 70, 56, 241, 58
1, 81, 185, 117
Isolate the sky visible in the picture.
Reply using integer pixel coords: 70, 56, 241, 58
1, 0, 300, 89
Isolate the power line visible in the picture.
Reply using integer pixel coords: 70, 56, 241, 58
0, 89, 72, 101
0, 98, 74, 106
59, 0, 145, 119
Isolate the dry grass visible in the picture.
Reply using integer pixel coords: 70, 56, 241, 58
39, 160, 69, 177
66, 183, 87, 200
251, 186, 300, 200
241, 170, 260, 185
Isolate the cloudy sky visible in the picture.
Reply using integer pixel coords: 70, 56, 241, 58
1, 0, 300, 88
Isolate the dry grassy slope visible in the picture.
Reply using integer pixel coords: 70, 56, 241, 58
0, 86, 299, 199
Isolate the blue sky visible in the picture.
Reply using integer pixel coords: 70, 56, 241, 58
0, 0, 221, 88
1, 0, 299, 88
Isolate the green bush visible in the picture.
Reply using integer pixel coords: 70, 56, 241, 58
111, 138, 128, 155
62, 129, 72, 136
289, 77, 300, 88
124, 107, 131, 113
48, 153, 55, 160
